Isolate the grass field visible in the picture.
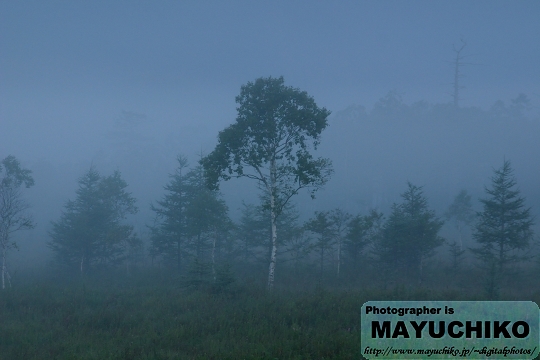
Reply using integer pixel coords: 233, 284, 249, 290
1, 268, 539, 360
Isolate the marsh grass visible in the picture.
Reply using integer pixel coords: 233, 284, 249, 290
1, 268, 539, 359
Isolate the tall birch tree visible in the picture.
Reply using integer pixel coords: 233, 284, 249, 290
0, 156, 34, 289
201, 76, 332, 290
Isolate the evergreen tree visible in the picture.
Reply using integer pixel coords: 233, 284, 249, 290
344, 210, 383, 275
445, 189, 474, 251
149, 156, 189, 269
305, 211, 335, 282
150, 156, 231, 272
49, 167, 138, 273
471, 160, 534, 299
374, 183, 444, 285
183, 163, 230, 264
236, 202, 267, 264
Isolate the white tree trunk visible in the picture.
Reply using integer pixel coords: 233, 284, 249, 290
337, 237, 341, 278
1, 246, 5, 290
212, 230, 217, 281
457, 222, 463, 251
267, 204, 277, 290
267, 159, 278, 290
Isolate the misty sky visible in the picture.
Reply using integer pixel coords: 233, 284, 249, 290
2, 1, 539, 164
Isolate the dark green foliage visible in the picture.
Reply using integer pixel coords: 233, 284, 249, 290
49, 167, 138, 273
304, 211, 335, 281
374, 183, 444, 284
149, 155, 189, 269
235, 200, 306, 274
200, 76, 333, 206
471, 160, 534, 299
184, 163, 231, 261
236, 202, 267, 263
183, 257, 212, 291
150, 156, 231, 270
344, 209, 383, 273
212, 262, 236, 293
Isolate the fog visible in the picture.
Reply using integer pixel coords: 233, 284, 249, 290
1, 1, 539, 268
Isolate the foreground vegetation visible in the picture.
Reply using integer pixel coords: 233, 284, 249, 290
1, 267, 540, 360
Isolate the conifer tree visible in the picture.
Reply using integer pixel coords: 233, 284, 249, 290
374, 183, 444, 285
471, 160, 534, 299
305, 211, 335, 282
445, 189, 474, 251
344, 210, 383, 274
150, 156, 231, 272
49, 167, 137, 273
149, 156, 189, 269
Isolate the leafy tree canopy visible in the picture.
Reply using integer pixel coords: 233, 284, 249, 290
201, 76, 333, 216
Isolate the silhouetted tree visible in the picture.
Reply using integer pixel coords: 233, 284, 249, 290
201, 76, 332, 289
344, 210, 383, 274
184, 163, 231, 276
374, 183, 444, 285
149, 156, 189, 270
328, 208, 351, 278
305, 211, 335, 282
0, 156, 34, 289
445, 189, 474, 251
236, 202, 267, 264
49, 167, 137, 273
471, 160, 534, 299
150, 156, 231, 273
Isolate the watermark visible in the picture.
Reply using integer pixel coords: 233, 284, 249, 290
361, 301, 539, 359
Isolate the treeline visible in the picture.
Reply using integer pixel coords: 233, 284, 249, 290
2, 153, 534, 300
1, 77, 537, 299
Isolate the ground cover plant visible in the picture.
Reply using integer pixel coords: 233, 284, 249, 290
2, 267, 540, 360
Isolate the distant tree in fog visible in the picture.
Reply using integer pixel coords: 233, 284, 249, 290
305, 211, 335, 282
49, 167, 138, 273
184, 162, 232, 277
374, 183, 444, 285
149, 156, 231, 273
444, 189, 473, 273
328, 208, 351, 278
201, 76, 333, 290
0, 155, 34, 289
236, 202, 267, 264
471, 160, 534, 299
445, 189, 474, 251
344, 210, 383, 275
149, 156, 189, 269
